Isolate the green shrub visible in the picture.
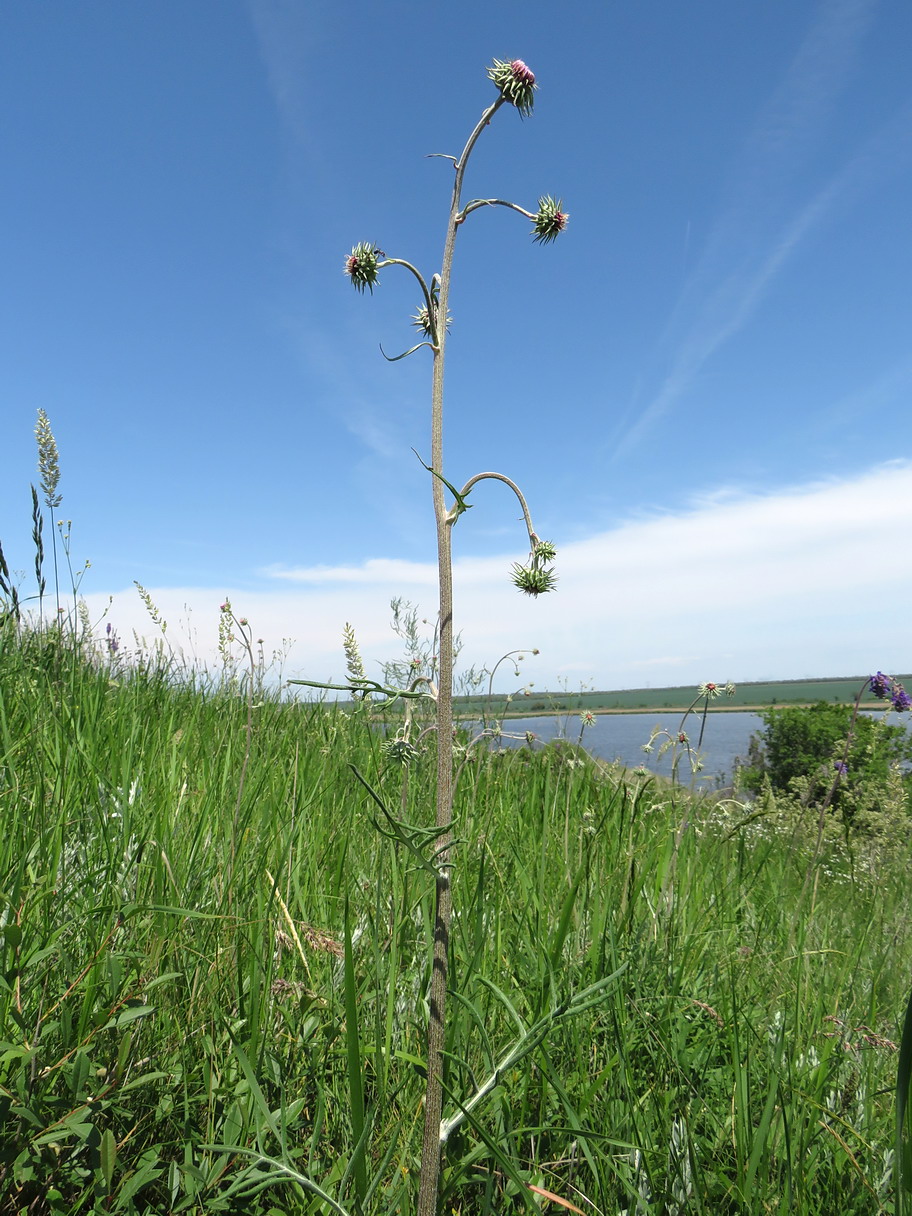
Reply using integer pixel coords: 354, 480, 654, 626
740, 701, 912, 820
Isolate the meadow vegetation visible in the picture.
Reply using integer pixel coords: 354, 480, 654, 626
1, 621, 911, 1214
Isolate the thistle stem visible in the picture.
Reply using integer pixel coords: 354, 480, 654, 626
416, 93, 505, 1216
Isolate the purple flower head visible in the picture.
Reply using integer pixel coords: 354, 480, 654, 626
486, 57, 538, 116
510, 59, 535, 86
870, 671, 892, 699
891, 684, 912, 713
834, 760, 848, 777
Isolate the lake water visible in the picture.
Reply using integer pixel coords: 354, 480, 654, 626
482, 709, 912, 789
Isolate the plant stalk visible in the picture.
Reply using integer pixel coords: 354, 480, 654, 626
416, 94, 505, 1216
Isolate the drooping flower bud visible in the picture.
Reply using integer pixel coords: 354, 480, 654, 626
531, 196, 569, 244
511, 535, 558, 596
487, 58, 537, 117
510, 563, 558, 597
345, 243, 383, 293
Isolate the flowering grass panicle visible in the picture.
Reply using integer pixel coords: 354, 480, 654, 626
35, 408, 62, 509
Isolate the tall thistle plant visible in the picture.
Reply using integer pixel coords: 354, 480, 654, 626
342, 59, 565, 1215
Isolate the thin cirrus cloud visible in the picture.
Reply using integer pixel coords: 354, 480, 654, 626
84, 461, 912, 691
615, 0, 907, 456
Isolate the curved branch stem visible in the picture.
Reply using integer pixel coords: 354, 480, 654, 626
378, 258, 438, 343
457, 198, 536, 224
456, 471, 539, 544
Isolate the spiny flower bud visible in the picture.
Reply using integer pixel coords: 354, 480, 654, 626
381, 737, 420, 766
511, 536, 558, 596
531, 196, 568, 244
510, 563, 558, 596
412, 304, 452, 339
412, 276, 452, 339
345, 243, 384, 293
487, 58, 537, 117
532, 539, 557, 562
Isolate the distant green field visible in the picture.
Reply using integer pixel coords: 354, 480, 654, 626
452, 674, 912, 717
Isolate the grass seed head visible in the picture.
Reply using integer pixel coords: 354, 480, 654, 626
35, 409, 62, 509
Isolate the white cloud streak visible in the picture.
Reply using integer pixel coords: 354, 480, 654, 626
84, 463, 912, 693
617, 0, 907, 454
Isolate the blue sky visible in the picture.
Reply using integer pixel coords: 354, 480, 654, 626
2, 0, 911, 692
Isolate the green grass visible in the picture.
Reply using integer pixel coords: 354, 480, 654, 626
1, 622, 909, 1214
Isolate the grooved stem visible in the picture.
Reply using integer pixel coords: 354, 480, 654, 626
416, 93, 505, 1216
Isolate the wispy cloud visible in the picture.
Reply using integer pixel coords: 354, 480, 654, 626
262, 557, 438, 585
615, 0, 905, 455
85, 462, 912, 692
247, 0, 326, 160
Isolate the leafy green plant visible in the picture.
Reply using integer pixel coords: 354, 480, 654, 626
740, 695, 912, 815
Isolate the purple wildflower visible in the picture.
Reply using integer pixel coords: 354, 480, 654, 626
834, 760, 848, 777
870, 671, 892, 699
891, 684, 912, 713
486, 57, 537, 116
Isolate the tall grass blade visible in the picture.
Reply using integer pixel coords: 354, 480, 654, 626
344, 893, 369, 1212
896, 975, 912, 1209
